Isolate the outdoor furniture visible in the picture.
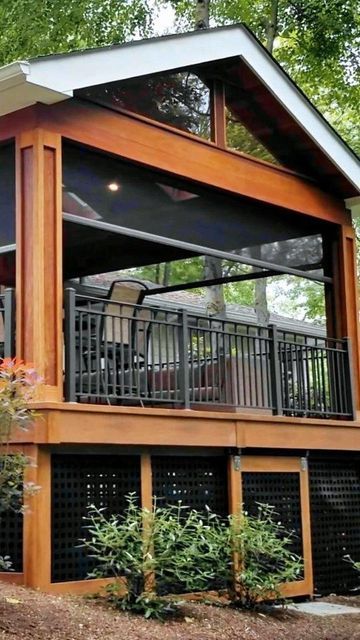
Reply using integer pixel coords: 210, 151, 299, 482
76, 279, 151, 400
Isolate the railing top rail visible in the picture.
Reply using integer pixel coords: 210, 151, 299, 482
68, 289, 336, 345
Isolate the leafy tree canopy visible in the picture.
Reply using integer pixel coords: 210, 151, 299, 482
159, 0, 360, 155
0, 0, 152, 65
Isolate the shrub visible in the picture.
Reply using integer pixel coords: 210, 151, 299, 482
81, 496, 302, 618
229, 505, 303, 607
0, 358, 41, 570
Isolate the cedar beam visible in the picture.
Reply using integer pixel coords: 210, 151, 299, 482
36, 100, 349, 224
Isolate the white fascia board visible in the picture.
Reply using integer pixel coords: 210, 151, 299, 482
0, 61, 71, 117
26, 29, 245, 93
0, 61, 29, 89
0, 82, 71, 117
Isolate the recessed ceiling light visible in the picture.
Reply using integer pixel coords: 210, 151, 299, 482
108, 182, 120, 192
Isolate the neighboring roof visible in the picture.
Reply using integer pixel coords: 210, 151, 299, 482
0, 24, 359, 196
82, 272, 326, 337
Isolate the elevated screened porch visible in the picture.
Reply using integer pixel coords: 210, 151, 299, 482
0, 132, 356, 419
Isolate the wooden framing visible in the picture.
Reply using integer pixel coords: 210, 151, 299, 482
10, 403, 360, 451
238, 455, 313, 598
1, 102, 349, 224
0, 61, 358, 599
23, 446, 52, 589
332, 224, 360, 411
15, 129, 63, 401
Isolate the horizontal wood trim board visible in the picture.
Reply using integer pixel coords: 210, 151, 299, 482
48, 577, 121, 595
0, 573, 24, 585
7, 405, 360, 451
240, 456, 301, 472
35, 101, 348, 223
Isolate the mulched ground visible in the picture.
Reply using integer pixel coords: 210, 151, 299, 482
0, 583, 360, 640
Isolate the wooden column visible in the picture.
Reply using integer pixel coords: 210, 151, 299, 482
16, 129, 63, 400
332, 224, 360, 412
23, 446, 52, 590
140, 453, 155, 592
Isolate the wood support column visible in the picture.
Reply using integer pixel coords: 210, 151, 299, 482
23, 446, 52, 590
140, 453, 154, 591
332, 224, 360, 411
16, 129, 63, 400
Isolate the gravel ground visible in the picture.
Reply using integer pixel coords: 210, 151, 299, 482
0, 583, 360, 640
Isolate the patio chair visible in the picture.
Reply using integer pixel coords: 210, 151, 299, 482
79, 279, 151, 400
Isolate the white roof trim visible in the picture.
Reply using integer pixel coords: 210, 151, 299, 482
0, 25, 359, 194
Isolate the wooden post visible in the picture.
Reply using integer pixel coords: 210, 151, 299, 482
227, 453, 242, 597
299, 457, 314, 596
211, 80, 226, 149
332, 224, 360, 413
140, 453, 154, 592
23, 446, 52, 590
16, 129, 63, 401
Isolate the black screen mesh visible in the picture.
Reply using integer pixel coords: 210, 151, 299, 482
51, 454, 141, 582
242, 471, 303, 564
309, 459, 360, 595
152, 455, 228, 516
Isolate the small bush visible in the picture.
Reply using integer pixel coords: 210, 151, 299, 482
81, 496, 302, 619
230, 505, 303, 607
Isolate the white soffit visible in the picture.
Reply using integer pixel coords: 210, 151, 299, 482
0, 25, 359, 193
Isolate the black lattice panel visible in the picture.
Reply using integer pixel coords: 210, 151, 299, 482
0, 508, 23, 572
309, 459, 360, 594
152, 456, 228, 516
51, 454, 141, 583
242, 472, 303, 563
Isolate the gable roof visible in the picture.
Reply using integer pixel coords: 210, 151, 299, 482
0, 24, 359, 197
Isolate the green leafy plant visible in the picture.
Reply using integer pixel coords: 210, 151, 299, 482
0, 358, 42, 570
229, 505, 303, 607
80, 495, 302, 618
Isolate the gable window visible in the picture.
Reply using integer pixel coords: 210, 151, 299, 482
77, 72, 211, 140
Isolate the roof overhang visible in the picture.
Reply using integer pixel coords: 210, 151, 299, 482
0, 25, 359, 195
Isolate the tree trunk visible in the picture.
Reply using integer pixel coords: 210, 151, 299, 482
195, 0, 210, 29
194, 1, 226, 318
253, 0, 278, 325
204, 255, 225, 316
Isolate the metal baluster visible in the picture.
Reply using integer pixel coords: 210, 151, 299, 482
64, 288, 76, 402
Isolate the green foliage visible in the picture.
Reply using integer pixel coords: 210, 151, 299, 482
230, 505, 303, 607
159, 0, 360, 156
0, 358, 41, 570
80, 495, 302, 619
0, 0, 153, 65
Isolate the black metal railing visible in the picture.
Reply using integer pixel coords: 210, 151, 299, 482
0, 288, 15, 359
64, 289, 355, 419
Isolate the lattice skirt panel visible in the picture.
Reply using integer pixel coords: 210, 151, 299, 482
0, 509, 23, 572
51, 454, 141, 582
152, 455, 228, 515
152, 455, 228, 593
242, 472, 304, 568
309, 459, 360, 594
